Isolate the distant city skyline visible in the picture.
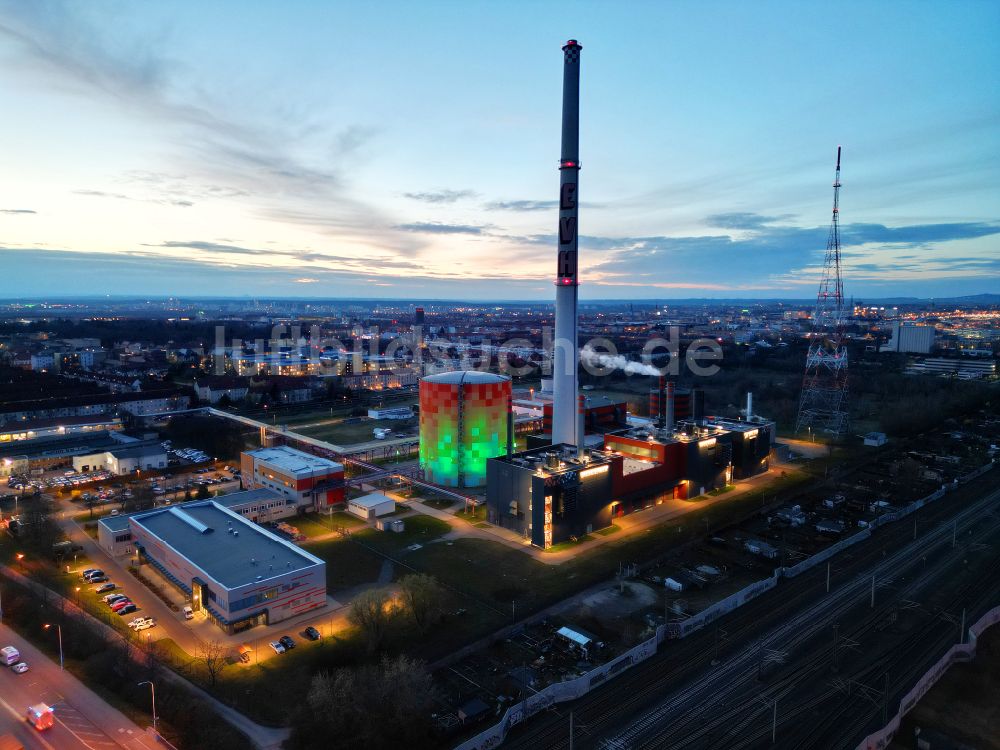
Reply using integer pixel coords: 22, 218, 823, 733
1, 0, 997, 299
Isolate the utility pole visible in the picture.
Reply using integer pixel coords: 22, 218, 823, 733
569, 711, 574, 750
870, 575, 875, 608
826, 561, 831, 593
831, 623, 840, 672
960, 608, 966, 644
882, 672, 890, 723
772, 698, 778, 745
952, 521, 957, 548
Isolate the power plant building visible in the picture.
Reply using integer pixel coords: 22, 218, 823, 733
240, 446, 345, 510
486, 445, 616, 548
419, 371, 512, 488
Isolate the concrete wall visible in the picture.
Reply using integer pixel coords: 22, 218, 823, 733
855, 604, 1000, 750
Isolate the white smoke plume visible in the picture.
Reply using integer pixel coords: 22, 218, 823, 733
580, 345, 661, 376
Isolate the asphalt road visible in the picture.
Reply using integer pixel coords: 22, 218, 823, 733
0, 622, 156, 750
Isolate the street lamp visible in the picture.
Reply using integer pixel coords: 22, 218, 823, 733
138, 680, 158, 735
43, 624, 63, 670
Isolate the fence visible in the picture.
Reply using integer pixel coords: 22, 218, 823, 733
454, 636, 659, 750
452, 461, 994, 750
782, 528, 871, 578
664, 572, 782, 639
855, 604, 1000, 750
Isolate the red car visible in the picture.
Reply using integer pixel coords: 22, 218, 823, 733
110, 599, 133, 612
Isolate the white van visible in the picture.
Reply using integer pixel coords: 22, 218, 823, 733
1, 646, 20, 666
183, 606, 194, 620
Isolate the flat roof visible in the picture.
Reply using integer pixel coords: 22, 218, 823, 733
556, 626, 592, 647
493, 443, 614, 478
108, 444, 167, 459
0, 433, 148, 461
98, 488, 285, 535
244, 446, 342, 474
130, 501, 322, 589
349, 493, 394, 509
0, 415, 121, 431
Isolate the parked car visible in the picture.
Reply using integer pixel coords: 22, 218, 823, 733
278, 635, 296, 650
127, 617, 147, 628
183, 605, 194, 620
134, 619, 156, 632
303, 626, 322, 641
268, 641, 286, 655
117, 604, 137, 616
11, 661, 29, 674
95, 582, 116, 593
111, 599, 134, 612
86, 574, 108, 583
104, 593, 128, 604
81, 568, 100, 579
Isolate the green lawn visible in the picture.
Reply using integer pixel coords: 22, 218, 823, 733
305, 514, 451, 593
293, 511, 365, 538
297, 417, 418, 446
308, 537, 386, 592
353, 514, 451, 556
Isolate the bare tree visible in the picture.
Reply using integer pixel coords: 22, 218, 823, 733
197, 639, 229, 687
398, 574, 446, 633
300, 655, 437, 749
348, 588, 392, 652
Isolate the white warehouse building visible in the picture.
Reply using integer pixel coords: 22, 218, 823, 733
103, 500, 327, 633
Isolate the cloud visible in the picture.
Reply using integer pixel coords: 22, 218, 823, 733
0, 2, 397, 240
74, 188, 194, 208
0, 208, 36, 214
485, 199, 605, 212
335, 125, 378, 157
840, 222, 1000, 246
403, 189, 478, 204
485, 199, 558, 212
706, 212, 793, 230
294, 277, 319, 284
395, 222, 488, 235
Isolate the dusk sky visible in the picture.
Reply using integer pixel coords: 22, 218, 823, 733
0, 0, 997, 300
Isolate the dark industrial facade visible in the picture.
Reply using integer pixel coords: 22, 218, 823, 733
486, 445, 615, 548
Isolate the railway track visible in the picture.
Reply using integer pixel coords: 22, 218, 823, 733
617, 489, 1000, 749
499, 474, 998, 750
662, 522, 1000, 749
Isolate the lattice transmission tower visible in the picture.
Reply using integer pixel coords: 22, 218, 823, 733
796, 146, 849, 437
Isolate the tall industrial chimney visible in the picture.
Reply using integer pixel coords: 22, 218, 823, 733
650, 375, 665, 427
664, 381, 675, 431
552, 39, 582, 448
746, 392, 753, 422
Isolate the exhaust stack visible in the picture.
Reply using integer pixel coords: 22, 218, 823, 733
552, 39, 582, 448
664, 381, 675, 432
746, 392, 753, 422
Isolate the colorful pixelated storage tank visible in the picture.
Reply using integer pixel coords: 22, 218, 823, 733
419, 371, 511, 488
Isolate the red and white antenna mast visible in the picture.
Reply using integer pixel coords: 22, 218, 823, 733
796, 146, 849, 437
